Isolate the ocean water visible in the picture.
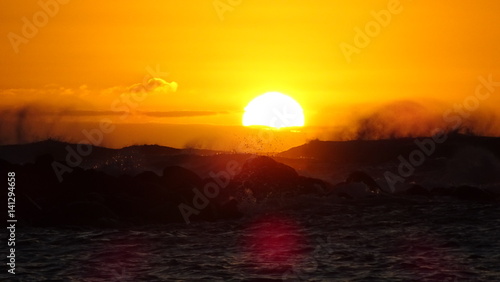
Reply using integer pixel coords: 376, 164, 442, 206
5, 197, 500, 281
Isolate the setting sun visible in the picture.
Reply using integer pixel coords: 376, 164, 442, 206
242, 92, 305, 129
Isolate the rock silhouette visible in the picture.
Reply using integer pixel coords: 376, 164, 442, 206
1, 136, 499, 227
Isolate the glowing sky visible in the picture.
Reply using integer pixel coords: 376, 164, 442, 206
1, 1, 499, 151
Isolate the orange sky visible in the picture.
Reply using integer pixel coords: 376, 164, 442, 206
1, 0, 499, 151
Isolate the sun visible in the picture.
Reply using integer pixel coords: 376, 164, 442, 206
242, 92, 305, 129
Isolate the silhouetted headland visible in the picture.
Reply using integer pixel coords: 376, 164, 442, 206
1, 133, 499, 227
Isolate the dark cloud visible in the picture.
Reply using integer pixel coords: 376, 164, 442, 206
59, 110, 127, 117
140, 111, 229, 118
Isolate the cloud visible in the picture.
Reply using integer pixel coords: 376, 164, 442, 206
128, 78, 178, 94
0, 77, 180, 144
0, 77, 179, 111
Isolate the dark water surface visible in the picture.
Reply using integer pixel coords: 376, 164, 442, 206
4, 199, 500, 281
